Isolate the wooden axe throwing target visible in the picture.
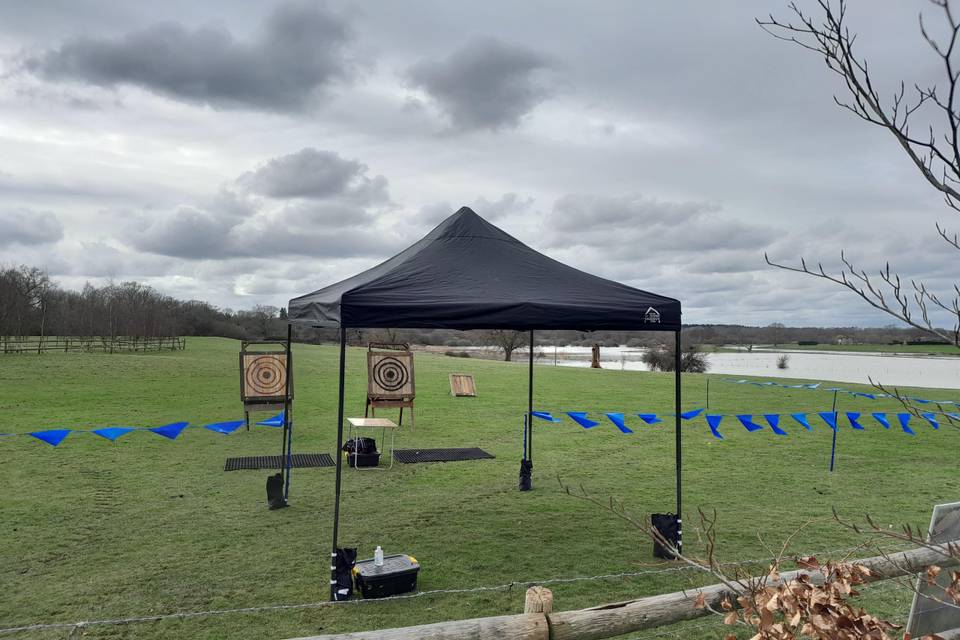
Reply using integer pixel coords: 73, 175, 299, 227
365, 346, 415, 430
368, 352, 414, 399
240, 352, 291, 404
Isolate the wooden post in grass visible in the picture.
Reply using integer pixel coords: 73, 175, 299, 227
524, 586, 553, 614
590, 344, 601, 368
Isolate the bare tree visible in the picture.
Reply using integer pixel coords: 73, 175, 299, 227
759, 0, 960, 348
768, 321, 786, 347
0, 266, 50, 338
485, 329, 526, 361
642, 342, 710, 373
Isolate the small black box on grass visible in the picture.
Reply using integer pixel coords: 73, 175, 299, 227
353, 554, 420, 599
347, 451, 381, 468
652, 513, 680, 560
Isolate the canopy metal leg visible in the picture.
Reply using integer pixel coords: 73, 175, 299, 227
330, 328, 347, 601
674, 329, 682, 555
527, 330, 534, 466
282, 323, 293, 501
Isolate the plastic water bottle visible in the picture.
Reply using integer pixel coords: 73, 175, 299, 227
374, 546, 384, 566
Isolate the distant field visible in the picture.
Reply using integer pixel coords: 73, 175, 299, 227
1, 337, 958, 639
771, 343, 960, 355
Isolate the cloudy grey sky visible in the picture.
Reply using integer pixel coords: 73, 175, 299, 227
0, 0, 955, 326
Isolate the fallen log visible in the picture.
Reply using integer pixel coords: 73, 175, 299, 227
287, 613, 548, 640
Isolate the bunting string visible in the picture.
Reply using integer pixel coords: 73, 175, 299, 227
2, 405, 954, 448
0, 413, 287, 447
525, 408, 956, 441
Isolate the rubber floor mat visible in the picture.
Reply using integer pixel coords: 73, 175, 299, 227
224, 453, 334, 471
392, 448, 494, 464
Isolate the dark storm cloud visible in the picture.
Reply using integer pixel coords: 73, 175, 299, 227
126, 148, 396, 260
0, 208, 64, 246
128, 200, 391, 260
19, 2, 356, 111
131, 206, 232, 259
407, 37, 554, 130
238, 148, 388, 202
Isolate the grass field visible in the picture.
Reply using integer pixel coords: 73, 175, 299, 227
1, 337, 958, 639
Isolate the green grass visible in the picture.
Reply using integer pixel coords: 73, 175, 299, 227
1, 337, 957, 639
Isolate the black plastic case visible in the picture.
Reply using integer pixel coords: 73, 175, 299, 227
353, 554, 420, 598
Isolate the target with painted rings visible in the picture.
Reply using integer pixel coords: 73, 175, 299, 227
367, 351, 415, 399
241, 353, 289, 401
373, 356, 408, 391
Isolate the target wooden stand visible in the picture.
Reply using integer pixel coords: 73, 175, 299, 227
240, 340, 293, 429
240, 335, 295, 509
365, 343, 415, 432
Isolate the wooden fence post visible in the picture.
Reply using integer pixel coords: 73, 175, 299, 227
524, 586, 553, 614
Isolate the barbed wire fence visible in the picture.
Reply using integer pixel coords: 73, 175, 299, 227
0, 540, 920, 637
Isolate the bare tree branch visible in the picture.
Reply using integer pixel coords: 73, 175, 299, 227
760, 1, 960, 387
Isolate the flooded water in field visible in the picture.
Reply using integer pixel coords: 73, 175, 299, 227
462, 345, 960, 390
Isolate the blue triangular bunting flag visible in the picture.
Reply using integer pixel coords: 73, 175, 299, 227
256, 412, 284, 427
921, 412, 939, 429
93, 427, 135, 442
566, 412, 599, 429
204, 420, 244, 434
532, 411, 561, 423
896, 413, 915, 435
845, 412, 865, 431
636, 413, 662, 425
818, 411, 838, 431
680, 408, 704, 420
605, 412, 633, 434
735, 415, 763, 432
871, 413, 890, 429
763, 414, 787, 436
791, 413, 812, 430
706, 415, 724, 440
150, 422, 189, 440
30, 429, 71, 447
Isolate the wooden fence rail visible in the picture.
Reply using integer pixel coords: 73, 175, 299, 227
0, 336, 186, 354
291, 541, 960, 640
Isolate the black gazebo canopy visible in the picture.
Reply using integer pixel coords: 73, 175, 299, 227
287, 206, 684, 600
289, 206, 680, 330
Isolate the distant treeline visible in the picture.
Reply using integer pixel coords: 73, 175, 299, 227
351, 324, 946, 349
0, 264, 949, 346
0, 265, 284, 340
